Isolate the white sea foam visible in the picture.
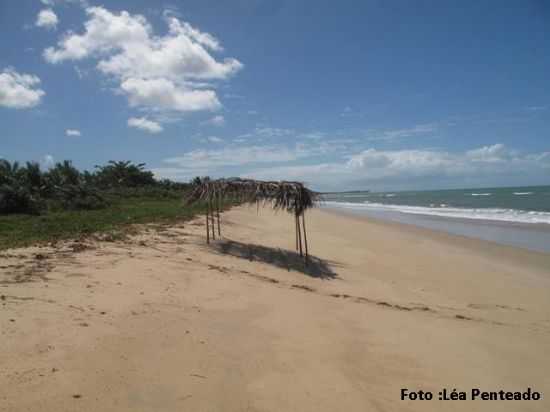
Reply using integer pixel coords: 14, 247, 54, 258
331, 193, 372, 198
513, 192, 533, 195
470, 193, 492, 196
322, 201, 550, 225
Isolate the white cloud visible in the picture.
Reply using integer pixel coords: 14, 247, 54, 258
120, 77, 220, 112
204, 115, 225, 126
206, 136, 223, 143
164, 143, 549, 188
44, 6, 242, 116
128, 117, 163, 134
242, 163, 346, 184
153, 140, 346, 181
298, 131, 325, 140
36, 9, 58, 29
74, 66, 88, 79
0, 68, 45, 109
255, 127, 295, 138
42, 154, 55, 168
151, 167, 210, 181
40, 1, 93, 10
379, 123, 437, 140
347, 148, 458, 179
164, 145, 302, 168
333, 144, 548, 183
465, 143, 511, 163
65, 129, 81, 136
235, 126, 296, 142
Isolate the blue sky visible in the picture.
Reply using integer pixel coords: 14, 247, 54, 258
1, 0, 549, 191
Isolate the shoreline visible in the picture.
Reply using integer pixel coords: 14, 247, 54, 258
2, 206, 549, 411
321, 203, 550, 253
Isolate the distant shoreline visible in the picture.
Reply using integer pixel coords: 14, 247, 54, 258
322, 203, 550, 254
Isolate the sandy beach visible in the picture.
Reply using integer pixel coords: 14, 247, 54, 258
1, 206, 549, 412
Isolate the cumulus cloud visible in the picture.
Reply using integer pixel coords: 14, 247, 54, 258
128, 117, 163, 134
465, 143, 511, 163
347, 148, 458, 179
345, 144, 548, 179
206, 136, 223, 143
44, 6, 241, 117
154, 142, 550, 190
36, 9, 58, 29
65, 129, 81, 136
120, 78, 220, 112
0, 68, 45, 109
258, 144, 550, 186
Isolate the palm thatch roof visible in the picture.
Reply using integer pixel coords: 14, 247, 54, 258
184, 177, 319, 260
185, 177, 318, 216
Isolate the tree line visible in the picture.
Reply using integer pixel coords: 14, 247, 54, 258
0, 159, 188, 215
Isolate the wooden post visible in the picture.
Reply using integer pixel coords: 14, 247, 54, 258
216, 196, 221, 237
296, 213, 303, 257
210, 198, 216, 240
302, 212, 309, 261
295, 215, 299, 252
206, 203, 210, 244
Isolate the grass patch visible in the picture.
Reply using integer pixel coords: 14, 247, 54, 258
0, 197, 208, 250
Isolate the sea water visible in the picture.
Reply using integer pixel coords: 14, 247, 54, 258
322, 186, 550, 253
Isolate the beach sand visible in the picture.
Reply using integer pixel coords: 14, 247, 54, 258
1, 206, 549, 411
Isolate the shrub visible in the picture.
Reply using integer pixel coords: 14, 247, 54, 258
0, 184, 42, 214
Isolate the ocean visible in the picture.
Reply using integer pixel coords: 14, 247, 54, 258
322, 186, 550, 253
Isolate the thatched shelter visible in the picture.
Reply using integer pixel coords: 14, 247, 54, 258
184, 178, 318, 260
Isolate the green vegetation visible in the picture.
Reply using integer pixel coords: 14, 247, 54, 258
0, 159, 208, 250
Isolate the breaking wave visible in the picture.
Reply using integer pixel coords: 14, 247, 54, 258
323, 201, 550, 225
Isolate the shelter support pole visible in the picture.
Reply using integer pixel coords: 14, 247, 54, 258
216, 196, 221, 237
295, 215, 299, 252
302, 212, 309, 262
206, 203, 210, 244
210, 199, 216, 240
296, 213, 303, 257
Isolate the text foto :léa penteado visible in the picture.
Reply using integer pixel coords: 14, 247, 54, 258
401, 388, 542, 401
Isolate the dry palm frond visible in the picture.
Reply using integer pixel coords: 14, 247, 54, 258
185, 178, 317, 216
184, 178, 318, 259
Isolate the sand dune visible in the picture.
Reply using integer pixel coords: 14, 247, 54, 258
1, 206, 549, 411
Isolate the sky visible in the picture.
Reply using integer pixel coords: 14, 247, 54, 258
1, 0, 549, 191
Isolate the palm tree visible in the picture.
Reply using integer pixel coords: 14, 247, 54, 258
46, 160, 81, 187
24, 162, 43, 191
0, 159, 21, 185
95, 161, 155, 187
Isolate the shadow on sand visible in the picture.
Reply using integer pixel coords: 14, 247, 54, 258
207, 239, 340, 280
